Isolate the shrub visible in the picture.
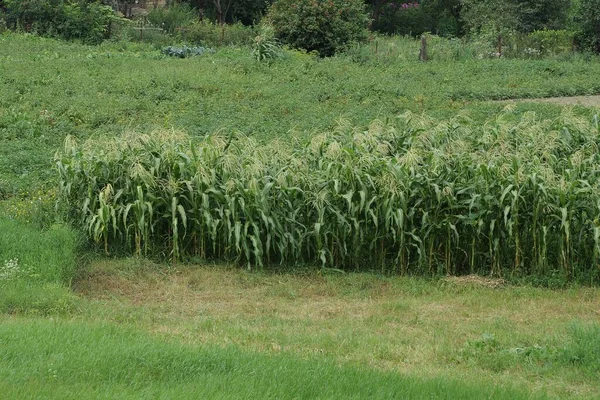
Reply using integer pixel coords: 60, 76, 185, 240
572, 0, 600, 53
252, 24, 283, 62
266, 0, 369, 56
461, 0, 571, 36
147, 2, 197, 34
526, 29, 574, 56
3, 0, 115, 44
372, 0, 463, 37
162, 45, 215, 58
177, 20, 256, 47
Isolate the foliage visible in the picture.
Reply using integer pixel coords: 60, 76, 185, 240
147, 2, 198, 34
372, 0, 463, 37
57, 110, 600, 283
177, 20, 256, 47
461, 0, 572, 36
267, 0, 370, 56
466, 29, 575, 59
252, 24, 283, 62
2, 33, 600, 196
2, 0, 116, 44
572, 0, 600, 53
162, 45, 214, 58
524, 29, 575, 56
458, 322, 600, 378
0, 216, 78, 284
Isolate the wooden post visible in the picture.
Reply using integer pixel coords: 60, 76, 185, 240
497, 34, 502, 58
419, 35, 428, 62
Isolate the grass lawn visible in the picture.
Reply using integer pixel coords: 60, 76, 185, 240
1, 258, 599, 399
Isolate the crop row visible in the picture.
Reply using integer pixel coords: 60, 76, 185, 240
57, 109, 600, 281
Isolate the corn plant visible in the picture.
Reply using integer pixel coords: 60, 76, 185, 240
56, 110, 600, 283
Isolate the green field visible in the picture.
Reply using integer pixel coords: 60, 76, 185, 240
1, 32, 600, 398
2, 33, 600, 192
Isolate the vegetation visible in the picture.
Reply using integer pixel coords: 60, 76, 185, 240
572, 0, 600, 52
267, 0, 370, 56
1, 0, 600, 393
0, 317, 548, 399
2, 34, 600, 194
2, 0, 115, 44
56, 110, 600, 283
1, 258, 599, 398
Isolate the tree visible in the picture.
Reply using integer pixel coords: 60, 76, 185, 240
268, 0, 369, 56
461, 0, 571, 36
572, 0, 600, 52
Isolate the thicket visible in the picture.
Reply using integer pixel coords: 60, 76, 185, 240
57, 111, 600, 283
266, 0, 370, 56
1, 0, 115, 44
461, 0, 571, 35
572, 0, 600, 53
371, 0, 463, 37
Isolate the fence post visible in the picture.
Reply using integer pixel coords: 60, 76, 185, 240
419, 35, 428, 62
497, 34, 502, 57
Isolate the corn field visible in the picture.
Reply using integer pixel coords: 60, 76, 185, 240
56, 109, 600, 282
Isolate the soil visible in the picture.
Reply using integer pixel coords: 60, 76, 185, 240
505, 95, 600, 106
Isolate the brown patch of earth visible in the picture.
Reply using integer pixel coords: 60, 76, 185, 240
504, 95, 600, 106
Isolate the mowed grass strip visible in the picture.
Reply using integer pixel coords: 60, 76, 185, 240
0, 317, 547, 400
74, 259, 600, 399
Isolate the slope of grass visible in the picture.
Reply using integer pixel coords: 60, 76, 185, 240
0, 317, 545, 400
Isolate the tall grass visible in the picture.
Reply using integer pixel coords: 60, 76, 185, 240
0, 216, 80, 314
57, 109, 600, 281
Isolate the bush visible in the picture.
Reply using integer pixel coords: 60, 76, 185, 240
372, 0, 462, 37
266, 0, 369, 56
147, 2, 197, 34
461, 0, 571, 36
3, 0, 115, 44
177, 20, 256, 47
572, 0, 600, 53
162, 45, 214, 58
252, 25, 283, 62
526, 29, 574, 56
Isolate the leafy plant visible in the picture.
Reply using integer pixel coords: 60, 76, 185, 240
572, 0, 600, 53
147, 2, 198, 34
57, 110, 600, 284
2, 0, 116, 44
177, 20, 256, 47
162, 45, 215, 58
267, 0, 369, 56
252, 25, 283, 62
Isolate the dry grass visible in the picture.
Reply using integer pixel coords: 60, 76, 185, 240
443, 274, 506, 288
75, 259, 600, 399
502, 95, 600, 107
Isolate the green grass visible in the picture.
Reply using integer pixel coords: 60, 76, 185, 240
0, 216, 78, 284
68, 259, 600, 399
0, 317, 548, 400
1, 33, 600, 193
0, 216, 80, 314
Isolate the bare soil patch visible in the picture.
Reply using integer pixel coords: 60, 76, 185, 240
505, 95, 600, 106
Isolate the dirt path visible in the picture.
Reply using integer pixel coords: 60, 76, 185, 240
505, 95, 600, 106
